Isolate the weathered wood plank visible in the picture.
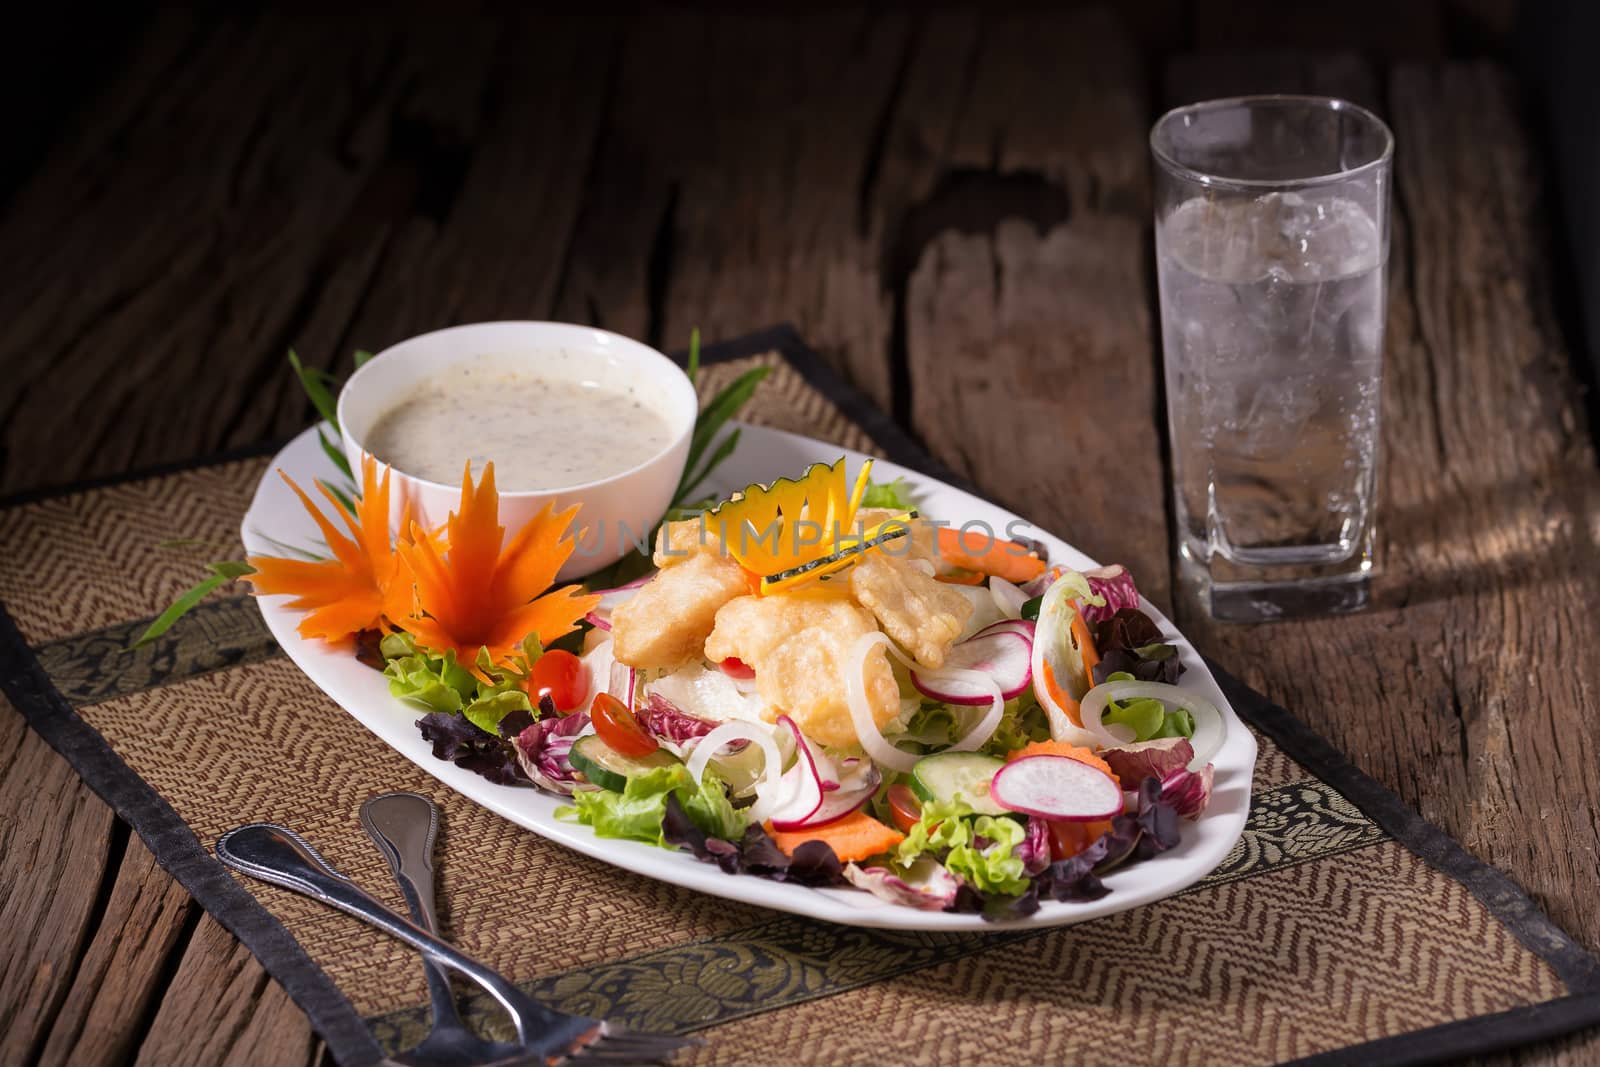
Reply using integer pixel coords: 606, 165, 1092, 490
134, 915, 320, 1067
897, 9, 1170, 610
555, 10, 914, 410
0, 697, 117, 1064
36, 840, 194, 1067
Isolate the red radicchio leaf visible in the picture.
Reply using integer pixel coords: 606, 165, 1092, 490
1080, 565, 1141, 626
640, 692, 720, 745
1101, 737, 1195, 789
1018, 817, 1052, 876
1160, 763, 1214, 820
513, 710, 590, 795
843, 857, 962, 910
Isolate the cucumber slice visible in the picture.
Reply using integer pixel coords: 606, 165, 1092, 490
909, 752, 1008, 815
570, 734, 680, 792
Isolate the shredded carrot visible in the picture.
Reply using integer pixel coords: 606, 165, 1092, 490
1040, 660, 1083, 727
1003, 740, 1114, 780
1072, 609, 1100, 680
934, 527, 1047, 583
766, 811, 906, 863
392, 462, 599, 671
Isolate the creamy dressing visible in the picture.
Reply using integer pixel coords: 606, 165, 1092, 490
364, 361, 675, 490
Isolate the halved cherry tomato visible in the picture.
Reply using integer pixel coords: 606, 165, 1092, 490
590, 692, 658, 757
1047, 818, 1115, 862
886, 784, 923, 833
719, 657, 756, 680
527, 649, 587, 712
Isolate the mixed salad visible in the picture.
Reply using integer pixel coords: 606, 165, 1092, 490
380, 460, 1224, 920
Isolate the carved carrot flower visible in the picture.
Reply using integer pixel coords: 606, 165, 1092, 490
245, 454, 412, 643
390, 463, 599, 669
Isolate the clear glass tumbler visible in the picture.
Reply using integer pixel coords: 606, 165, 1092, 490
1151, 95, 1393, 622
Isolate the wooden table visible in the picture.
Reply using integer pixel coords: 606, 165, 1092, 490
2, 7, 1596, 1065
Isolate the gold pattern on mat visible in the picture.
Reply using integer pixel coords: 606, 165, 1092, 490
674, 843, 1565, 1067
37, 599, 276, 705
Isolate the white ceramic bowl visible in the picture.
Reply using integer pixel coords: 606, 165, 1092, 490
336, 321, 698, 580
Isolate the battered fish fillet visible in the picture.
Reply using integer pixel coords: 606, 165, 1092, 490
853, 508, 936, 564
849, 551, 972, 668
704, 594, 899, 749
611, 551, 748, 670
652, 517, 724, 568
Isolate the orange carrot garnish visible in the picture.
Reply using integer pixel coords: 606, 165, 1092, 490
245, 454, 410, 643
391, 463, 599, 670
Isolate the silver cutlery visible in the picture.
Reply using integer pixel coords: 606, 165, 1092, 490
216, 821, 694, 1066
361, 792, 525, 1066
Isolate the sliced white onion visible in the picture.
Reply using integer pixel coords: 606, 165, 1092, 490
577, 640, 616, 715
685, 719, 790, 824
607, 660, 637, 709
1076, 680, 1226, 768
988, 575, 1029, 619
846, 632, 1006, 771
1029, 571, 1103, 747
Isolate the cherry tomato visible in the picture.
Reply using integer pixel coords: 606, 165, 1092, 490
886, 784, 923, 833
1047, 818, 1115, 862
719, 657, 756, 680
590, 692, 658, 757
527, 649, 586, 712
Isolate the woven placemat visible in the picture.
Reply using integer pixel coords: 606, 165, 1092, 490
3, 325, 1598, 1066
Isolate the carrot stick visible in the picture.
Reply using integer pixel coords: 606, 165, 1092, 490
935, 527, 1047, 583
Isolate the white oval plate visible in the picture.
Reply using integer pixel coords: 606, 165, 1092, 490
242, 423, 1255, 931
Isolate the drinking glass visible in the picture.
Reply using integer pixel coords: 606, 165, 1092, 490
1151, 95, 1393, 621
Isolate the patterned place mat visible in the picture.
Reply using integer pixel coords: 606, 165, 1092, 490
2, 325, 1598, 1066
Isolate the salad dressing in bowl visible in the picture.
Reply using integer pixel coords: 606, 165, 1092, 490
364, 365, 674, 490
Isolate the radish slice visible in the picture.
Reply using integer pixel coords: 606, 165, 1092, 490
685, 719, 788, 825
768, 716, 829, 829
989, 576, 1029, 619
1078, 680, 1225, 768
972, 618, 1036, 641
911, 629, 1032, 704
989, 755, 1123, 821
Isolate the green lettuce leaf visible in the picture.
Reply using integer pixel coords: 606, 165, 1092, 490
895, 798, 1031, 898
381, 633, 477, 713
861, 477, 915, 510
1101, 670, 1194, 741
981, 698, 1051, 758
557, 765, 745, 847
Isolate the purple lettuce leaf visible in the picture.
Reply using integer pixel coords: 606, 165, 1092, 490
843, 857, 962, 911
416, 712, 526, 786
1132, 776, 1182, 859
662, 794, 846, 886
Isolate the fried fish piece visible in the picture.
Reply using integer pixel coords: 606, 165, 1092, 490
652, 516, 724, 568
849, 550, 972, 668
852, 508, 935, 564
611, 551, 749, 670
704, 593, 899, 749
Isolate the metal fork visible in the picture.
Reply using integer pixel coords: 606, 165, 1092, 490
360, 792, 524, 1066
216, 821, 694, 1066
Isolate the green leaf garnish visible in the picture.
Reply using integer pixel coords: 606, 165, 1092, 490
130, 560, 256, 649
675, 364, 770, 504
288, 350, 341, 430
317, 426, 354, 483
